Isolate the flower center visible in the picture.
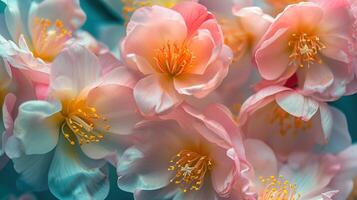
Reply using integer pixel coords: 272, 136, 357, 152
259, 175, 301, 200
288, 33, 326, 68
61, 99, 111, 145
31, 17, 72, 62
269, 105, 312, 136
168, 150, 213, 192
154, 42, 195, 77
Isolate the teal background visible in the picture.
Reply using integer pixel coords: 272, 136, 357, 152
0, 0, 356, 199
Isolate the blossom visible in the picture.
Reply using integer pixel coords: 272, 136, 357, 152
238, 86, 351, 160
213, 6, 273, 114
254, 1, 357, 101
4, 45, 141, 199
117, 104, 248, 199
244, 135, 357, 200
0, 0, 86, 85
121, 1, 233, 115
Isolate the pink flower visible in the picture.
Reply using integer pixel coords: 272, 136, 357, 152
254, 0, 357, 101
121, 2, 233, 115
214, 7, 273, 114
0, 0, 86, 85
244, 138, 357, 200
117, 104, 248, 199
4, 45, 142, 199
238, 86, 351, 160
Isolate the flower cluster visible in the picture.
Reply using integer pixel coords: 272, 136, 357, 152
0, 0, 357, 199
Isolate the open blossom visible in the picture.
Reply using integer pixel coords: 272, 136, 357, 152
121, 2, 233, 115
4, 45, 142, 199
238, 86, 351, 160
0, 0, 86, 85
212, 7, 273, 113
117, 104, 248, 199
254, 0, 357, 101
244, 137, 357, 200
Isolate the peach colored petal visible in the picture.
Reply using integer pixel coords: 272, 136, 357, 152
173, 45, 231, 98
320, 33, 351, 63
255, 27, 291, 80
134, 75, 182, 116
173, 1, 214, 36
187, 29, 215, 74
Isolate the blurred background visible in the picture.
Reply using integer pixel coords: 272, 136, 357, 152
0, 0, 356, 199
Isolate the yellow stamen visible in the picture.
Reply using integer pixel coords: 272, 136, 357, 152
259, 175, 301, 200
32, 17, 72, 62
168, 150, 213, 192
288, 33, 326, 68
269, 104, 312, 136
61, 99, 110, 145
154, 42, 195, 77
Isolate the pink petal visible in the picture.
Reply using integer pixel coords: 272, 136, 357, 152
320, 34, 351, 63
187, 29, 215, 74
173, 2, 214, 36
336, 144, 357, 180
303, 63, 334, 93
244, 139, 278, 178
87, 85, 141, 136
210, 145, 236, 196
173, 45, 232, 98
134, 75, 182, 115
50, 45, 101, 96
255, 27, 291, 81
233, 7, 273, 46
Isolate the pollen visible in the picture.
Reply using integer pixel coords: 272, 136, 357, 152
269, 105, 312, 136
154, 42, 195, 77
288, 33, 326, 68
259, 175, 301, 200
61, 100, 111, 145
168, 150, 213, 193
31, 17, 72, 62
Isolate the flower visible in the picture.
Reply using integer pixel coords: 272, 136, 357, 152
0, 0, 86, 85
4, 45, 141, 199
244, 132, 357, 200
238, 86, 351, 160
213, 7, 273, 114
117, 104, 248, 199
254, 1, 357, 101
121, 1, 233, 115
